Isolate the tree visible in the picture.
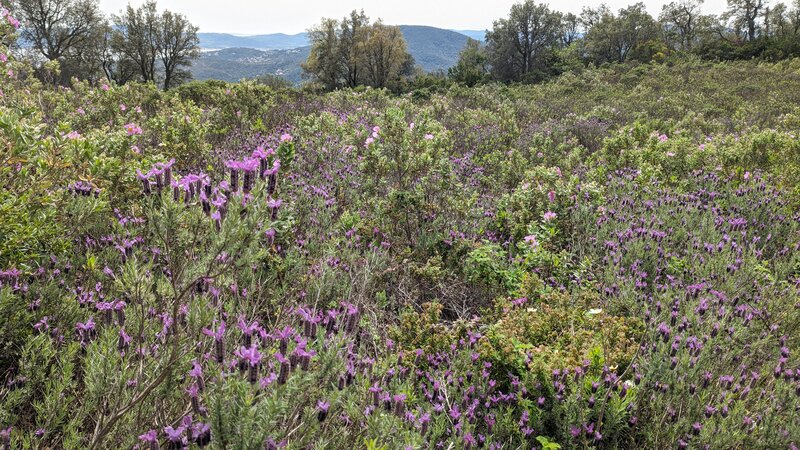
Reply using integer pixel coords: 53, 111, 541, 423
584, 3, 660, 63
13, 0, 104, 81
661, 0, 705, 50
303, 11, 414, 91
448, 38, 489, 86
111, 1, 199, 90
724, 0, 767, 41
95, 21, 139, 84
157, 10, 199, 89
112, 1, 159, 84
791, 0, 800, 34
302, 18, 341, 90
485, 0, 563, 83
580, 4, 612, 29
14, 0, 102, 60
561, 12, 581, 46
765, 2, 788, 36
755, 1, 800, 59
57, 19, 110, 83
339, 10, 370, 88
361, 21, 414, 88
762, 1, 800, 36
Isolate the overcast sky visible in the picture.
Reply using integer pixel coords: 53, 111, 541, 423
99, 0, 730, 35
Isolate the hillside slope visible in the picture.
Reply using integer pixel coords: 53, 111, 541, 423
397, 25, 470, 72
192, 47, 310, 83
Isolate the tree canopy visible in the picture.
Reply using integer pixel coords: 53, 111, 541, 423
13, 0, 199, 89
303, 10, 414, 91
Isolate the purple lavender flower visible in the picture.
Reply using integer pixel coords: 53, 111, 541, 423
164, 425, 186, 450
202, 321, 226, 363
234, 345, 262, 383
393, 393, 406, 416
192, 422, 211, 447
275, 352, 291, 384
138, 429, 158, 450
317, 399, 330, 422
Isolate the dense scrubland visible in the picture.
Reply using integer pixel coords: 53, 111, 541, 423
3, 7, 800, 449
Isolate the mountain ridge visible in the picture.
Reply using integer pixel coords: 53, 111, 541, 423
197, 27, 486, 50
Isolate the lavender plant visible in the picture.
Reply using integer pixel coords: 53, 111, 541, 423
1, 39, 800, 449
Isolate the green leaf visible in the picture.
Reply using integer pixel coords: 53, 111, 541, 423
536, 435, 562, 449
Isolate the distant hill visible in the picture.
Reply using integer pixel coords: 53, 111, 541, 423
451, 30, 487, 42
192, 26, 476, 83
397, 25, 470, 73
197, 27, 484, 51
192, 47, 310, 84
198, 32, 310, 50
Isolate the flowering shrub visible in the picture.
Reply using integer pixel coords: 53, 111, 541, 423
1, 52, 800, 449
585, 170, 800, 448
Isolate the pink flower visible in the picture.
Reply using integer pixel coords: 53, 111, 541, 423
548, 191, 555, 203
543, 211, 557, 222
524, 235, 539, 247
280, 133, 293, 142
424, 134, 434, 140
659, 134, 668, 142
120, 103, 127, 112
66, 131, 81, 140
124, 123, 142, 136
744, 171, 751, 180
101, 84, 110, 91
364, 137, 375, 147
0, 54, 6, 63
